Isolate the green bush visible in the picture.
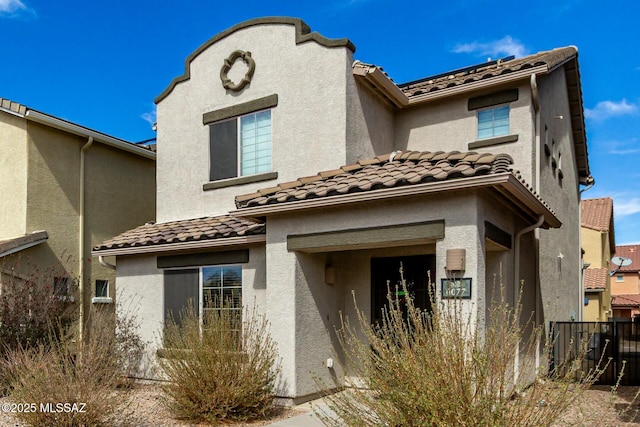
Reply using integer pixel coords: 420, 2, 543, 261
318, 268, 603, 427
159, 305, 279, 424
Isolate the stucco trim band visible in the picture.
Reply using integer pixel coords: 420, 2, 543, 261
156, 17, 355, 103
287, 221, 444, 253
468, 134, 519, 150
203, 94, 278, 125
158, 249, 249, 268
203, 171, 278, 191
231, 173, 561, 228
90, 235, 265, 257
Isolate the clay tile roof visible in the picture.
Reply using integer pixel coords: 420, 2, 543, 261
584, 268, 608, 291
614, 245, 640, 273
0, 97, 28, 115
581, 197, 613, 231
612, 294, 640, 308
398, 47, 577, 98
235, 150, 537, 209
92, 215, 265, 252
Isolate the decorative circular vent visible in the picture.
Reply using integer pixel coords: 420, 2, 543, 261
220, 50, 255, 91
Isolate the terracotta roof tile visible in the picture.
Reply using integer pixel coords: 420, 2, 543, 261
584, 268, 608, 291
612, 294, 640, 308
235, 150, 555, 212
93, 215, 265, 252
581, 198, 613, 231
614, 245, 640, 273
399, 47, 577, 98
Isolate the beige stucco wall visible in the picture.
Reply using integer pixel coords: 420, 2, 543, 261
395, 81, 535, 184
116, 245, 267, 379
0, 111, 28, 240
581, 228, 611, 269
611, 273, 640, 295
584, 292, 605, 321
156, 23, 356, 222
263, 189, 527, 399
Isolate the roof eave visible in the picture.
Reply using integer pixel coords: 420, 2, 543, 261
0, 231, 49, 258
232, 173, 560, 228
91, 234, 266, 257
24, 110, 156, 160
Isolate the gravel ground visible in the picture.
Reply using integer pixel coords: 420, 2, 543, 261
0, 382, 301, 427
1, 383, 640, 426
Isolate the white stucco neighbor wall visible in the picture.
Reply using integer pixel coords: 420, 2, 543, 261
156, 23, 355, 222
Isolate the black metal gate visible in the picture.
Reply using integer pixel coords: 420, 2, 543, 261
550, 321, 640, 386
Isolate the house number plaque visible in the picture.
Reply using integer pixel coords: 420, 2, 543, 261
441, 278, 472, 299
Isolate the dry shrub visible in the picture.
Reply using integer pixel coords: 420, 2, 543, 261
159, 305, 279, 424
6, 308, 145, 426
319, 268, 603, 427
0, 258, 77, 354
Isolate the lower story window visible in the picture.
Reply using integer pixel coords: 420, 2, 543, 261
164, 265, 242, 325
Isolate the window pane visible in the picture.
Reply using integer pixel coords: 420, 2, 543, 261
203, 267, 222, 287
241, 111, 271, 176
210, 120, 238, 180
222, 266, 242, 286
477, 106, 509, 139
164, 269, 199, 325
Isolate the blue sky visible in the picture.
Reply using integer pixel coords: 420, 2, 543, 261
1, 0, 639, 244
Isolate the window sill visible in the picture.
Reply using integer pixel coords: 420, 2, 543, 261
203, 171, 278, 191
468, 134, 519, 150
91, 297, 113, 304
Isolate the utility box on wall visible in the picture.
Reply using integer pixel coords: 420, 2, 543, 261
445, 248, 466, 272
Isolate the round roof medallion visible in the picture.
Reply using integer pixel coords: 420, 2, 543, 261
220, 50, 255, 92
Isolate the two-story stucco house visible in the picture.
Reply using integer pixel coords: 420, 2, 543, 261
611, 244, 640, 319
0, 98, 156, 337
92, 18, 592, 403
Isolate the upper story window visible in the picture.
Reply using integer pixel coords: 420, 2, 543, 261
203, 94, 278, 185
477, 105, 509, 140
209, 110, 272, 181
616, 275, 624, 282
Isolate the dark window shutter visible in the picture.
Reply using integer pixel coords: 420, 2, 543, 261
164, 269, 199, 325
210, 120, 238, 181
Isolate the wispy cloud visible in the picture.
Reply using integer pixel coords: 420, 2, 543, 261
584, 99, 638, 121
615, 198, 640, 217
140, 107, 157, 128
452, 36, 528, 59
0, 0, 34, 17
602, 138, 640, 155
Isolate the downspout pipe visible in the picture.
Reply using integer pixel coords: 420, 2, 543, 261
513, 214, 545, 383
79, 136, 93, 341
98, 255, 116, 270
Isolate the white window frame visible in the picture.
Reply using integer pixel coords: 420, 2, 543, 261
477, 104, 510, 140
199, 265, 243, 324
92, 279, 112, 304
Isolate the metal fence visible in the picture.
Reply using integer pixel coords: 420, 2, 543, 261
550, 321, 640, 386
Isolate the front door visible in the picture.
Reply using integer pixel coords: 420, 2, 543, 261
370, 255, 435, 324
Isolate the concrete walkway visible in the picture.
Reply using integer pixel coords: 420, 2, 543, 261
265, 399, 334, 426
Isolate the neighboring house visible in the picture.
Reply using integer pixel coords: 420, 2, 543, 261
0, 97, 156, 336
92, 18, 592, 403
581, 197, 615, 321
611, 244, 640, 319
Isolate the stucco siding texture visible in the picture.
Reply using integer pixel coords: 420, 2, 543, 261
537, 68, 582, 322
156, 23, 353, 222
0, 112, 28, 239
